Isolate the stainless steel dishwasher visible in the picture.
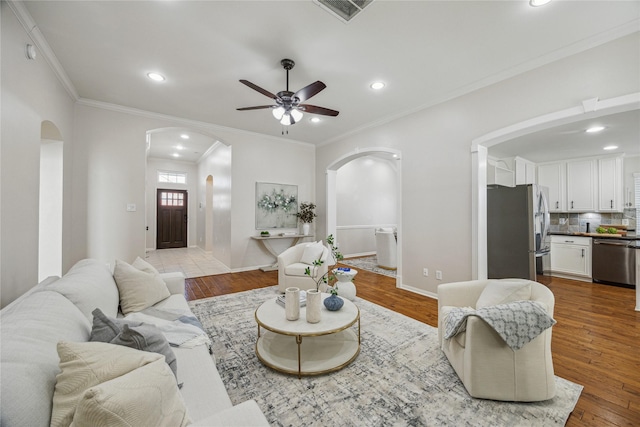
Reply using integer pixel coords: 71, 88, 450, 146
592, 239, 636, 287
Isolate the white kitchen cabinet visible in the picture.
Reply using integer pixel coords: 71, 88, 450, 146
487, 162, 513, 187
566, 159, 596, 211
537, 162, 565, 212
514, 156, 536, 185
550, 235, 592, 281
597, 157, 624, 212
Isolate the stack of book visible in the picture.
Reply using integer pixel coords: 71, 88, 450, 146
276, 290, 307, 308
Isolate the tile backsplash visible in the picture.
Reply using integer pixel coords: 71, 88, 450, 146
549, 208, 638, 233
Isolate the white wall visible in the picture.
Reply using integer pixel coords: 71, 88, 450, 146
316, 33, 640, 298
336, 156, 397, 256
1, 4, 76, 307
197, 143, 232, 267
145, 158, 198, 250
39, 140, 64, 280
623, 155, 640, 208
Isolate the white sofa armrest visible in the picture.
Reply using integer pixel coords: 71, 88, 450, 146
190, 400, 270, 426
160, 271, 186, 295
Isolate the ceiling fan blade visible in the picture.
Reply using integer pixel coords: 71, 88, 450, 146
293, 81, 326, 103
299, 104, 340, 117
239, 80, 277, 99
236, 105, 275, 111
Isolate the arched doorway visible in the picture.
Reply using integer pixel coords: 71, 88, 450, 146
326, 147, 402, 287
39, 121, 64, 281
471, 93, 640, 280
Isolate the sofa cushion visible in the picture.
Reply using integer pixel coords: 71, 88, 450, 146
284, 262, 311, 277
113, 259, 170, 315
475, 279, 532, 309
45, 258, 120, 320
300, 243, 325, 265
0, 291, 91, 427
89, 308, 177, 379
71, 358, 190, 427
50, 341, 163, 427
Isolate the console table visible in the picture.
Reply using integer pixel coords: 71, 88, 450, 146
251, 234, 311, 271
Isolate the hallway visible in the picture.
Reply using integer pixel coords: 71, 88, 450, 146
145, 247, 230, 278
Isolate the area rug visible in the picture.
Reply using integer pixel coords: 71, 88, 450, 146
341, 255, 397, 278
189, 287, 582, 426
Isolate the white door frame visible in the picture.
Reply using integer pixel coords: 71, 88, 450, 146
326, 147, 403, 287
471, 93, 640, 280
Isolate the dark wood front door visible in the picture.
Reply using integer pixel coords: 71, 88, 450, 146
157, 189, 188, 249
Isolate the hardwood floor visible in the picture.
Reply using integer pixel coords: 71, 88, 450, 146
185, 267, 640, 426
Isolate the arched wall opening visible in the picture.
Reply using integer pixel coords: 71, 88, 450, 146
39, 120, 64, 281
471, 93, 640, 280
326, 147, 402, 287
205, 175, 214, 251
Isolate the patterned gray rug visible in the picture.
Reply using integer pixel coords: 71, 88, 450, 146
341, 256, 397, 278
189, 287, 582, 426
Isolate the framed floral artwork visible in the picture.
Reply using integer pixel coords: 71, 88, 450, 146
255, 182, 298, 229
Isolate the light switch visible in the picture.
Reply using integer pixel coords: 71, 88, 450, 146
126, 204, 136, 212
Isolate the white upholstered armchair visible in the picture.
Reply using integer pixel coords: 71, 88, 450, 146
277, 242, 329, 292
437, 279, 556, 402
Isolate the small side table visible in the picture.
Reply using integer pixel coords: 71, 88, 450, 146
332, 268, 357, 301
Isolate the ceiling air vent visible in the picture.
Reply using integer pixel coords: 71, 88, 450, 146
314, 0, 374, 23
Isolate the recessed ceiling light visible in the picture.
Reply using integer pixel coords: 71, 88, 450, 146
147, 72, 165, 82
586, 126, 605, 133
176, 145, 184, 150
310, 117, 321, 123
180, 134, 189, 139
172, 153, 180, 157
529, 0, 551, 7
370, 82, 385, 90
603, 145, 618, 151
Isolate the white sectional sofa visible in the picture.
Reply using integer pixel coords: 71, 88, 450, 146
0, 258, 269, 426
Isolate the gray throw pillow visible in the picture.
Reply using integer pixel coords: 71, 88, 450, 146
89, 308, 177, 379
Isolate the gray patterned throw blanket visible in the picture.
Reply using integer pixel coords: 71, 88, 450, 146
125, 307, 211, 349
444, 301, 556, 350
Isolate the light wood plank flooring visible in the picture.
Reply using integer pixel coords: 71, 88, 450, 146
185, 266, 640, 426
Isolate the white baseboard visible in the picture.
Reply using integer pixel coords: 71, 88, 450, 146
231, 265, 270, 273
399, 283, 438, 300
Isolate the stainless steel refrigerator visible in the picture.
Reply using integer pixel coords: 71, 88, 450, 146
487, 184, 551, 280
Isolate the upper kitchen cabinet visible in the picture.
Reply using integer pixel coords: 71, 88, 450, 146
514, 157, 536, 185
537, 162, 566, 212
597, 157, 624, 212
566, 159, 597, 211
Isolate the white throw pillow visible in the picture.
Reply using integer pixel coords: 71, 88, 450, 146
113, 259, 170, 315
72, 358, 190, 427
300, 243, 325, 265
475, 279, 532, 309
50, 341, 163, 427
132, 256, 161, 276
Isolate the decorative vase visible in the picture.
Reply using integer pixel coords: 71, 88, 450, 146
285, 287, 300, 321
324, 294, 344, 311
302, 223, 311, 235
306, 289, 321, 323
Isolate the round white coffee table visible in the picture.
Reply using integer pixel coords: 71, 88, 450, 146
332, 268, 357, 301
254, 294, 360, 378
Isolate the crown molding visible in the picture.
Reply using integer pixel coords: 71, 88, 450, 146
7, 1, 79, 101
320, 20, 640, 148
76, 98, 314, 148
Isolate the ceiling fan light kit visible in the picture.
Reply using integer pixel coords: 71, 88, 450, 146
237, 58, 339, 129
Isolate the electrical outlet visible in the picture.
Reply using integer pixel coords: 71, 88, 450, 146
436, 270, 443, 280
423, 268, 428, 277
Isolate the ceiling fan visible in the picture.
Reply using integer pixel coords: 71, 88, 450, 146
237, 59, 339, 126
